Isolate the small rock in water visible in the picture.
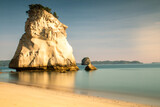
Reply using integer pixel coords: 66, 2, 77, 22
81, 57, 91, 65
85, 63, 97, 71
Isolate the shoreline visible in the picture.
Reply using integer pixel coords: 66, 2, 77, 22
0, 82, 154, 107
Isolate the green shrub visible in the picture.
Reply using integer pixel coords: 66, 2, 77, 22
26, 4, 59, 19
26, 4, 52, 14
53, 12, 59, 19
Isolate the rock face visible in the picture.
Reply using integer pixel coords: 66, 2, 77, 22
9, 8, 79, 71
85, 63, 97, 71
81, 57, 91, 65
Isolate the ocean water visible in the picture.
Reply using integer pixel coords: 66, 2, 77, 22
0, 64, 160, 106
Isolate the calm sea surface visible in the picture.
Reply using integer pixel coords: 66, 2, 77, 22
0, 64, 160, 106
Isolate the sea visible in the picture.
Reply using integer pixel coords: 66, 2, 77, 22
0, 63, 160, 106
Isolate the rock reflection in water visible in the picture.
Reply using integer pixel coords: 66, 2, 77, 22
9, 71, 77, 90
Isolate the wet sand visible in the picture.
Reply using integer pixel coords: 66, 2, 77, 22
0, 82, 154, 107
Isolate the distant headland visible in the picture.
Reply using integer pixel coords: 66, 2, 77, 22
91, 60, 143, 64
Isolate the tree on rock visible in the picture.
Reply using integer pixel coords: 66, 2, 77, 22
26, 4, 59, 19
53, 12, 59, 19
26, 4, 52, 14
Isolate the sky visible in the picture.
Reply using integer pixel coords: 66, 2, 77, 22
0, 0, 160, 63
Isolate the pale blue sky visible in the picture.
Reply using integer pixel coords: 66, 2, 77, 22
0, 0, 160, 63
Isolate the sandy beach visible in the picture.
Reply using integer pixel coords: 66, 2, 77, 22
0, 82, 154, 107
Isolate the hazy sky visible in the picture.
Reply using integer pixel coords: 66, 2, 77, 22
0, 0, 160, 63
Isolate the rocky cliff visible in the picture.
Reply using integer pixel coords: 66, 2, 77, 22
9, 6, 79, 71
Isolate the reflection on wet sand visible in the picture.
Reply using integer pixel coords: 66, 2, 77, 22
9, 71, 77, 91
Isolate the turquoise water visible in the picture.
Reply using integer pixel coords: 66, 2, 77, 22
0, 64, 160, 106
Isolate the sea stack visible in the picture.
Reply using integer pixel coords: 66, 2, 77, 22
81, 57, 97, 71
9, 4, 79, 71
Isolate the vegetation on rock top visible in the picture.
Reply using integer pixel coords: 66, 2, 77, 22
26, 4, 59, 19
53, 12, 59, 19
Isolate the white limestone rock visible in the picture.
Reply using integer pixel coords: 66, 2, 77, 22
9, 9, 79, 71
